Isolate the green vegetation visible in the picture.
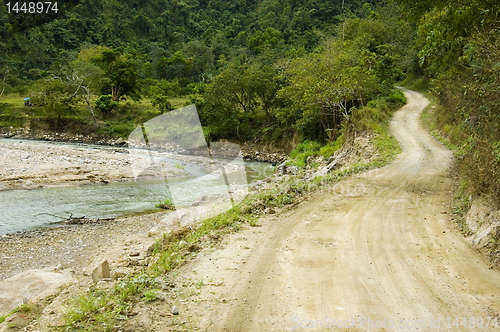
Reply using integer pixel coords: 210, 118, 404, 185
0, 303, 37, 328
174, 162, 185, 170
453, 179, 473, 235
156, 198, 175, 211
0, 0, 411, 146
394, 0, 500, 205
59, 274, 161, 332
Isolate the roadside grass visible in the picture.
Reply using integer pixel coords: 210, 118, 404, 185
51, 92, 405, 331
58, 274, 161, 332
420, 98, 475, 235
420, 101, 459, 151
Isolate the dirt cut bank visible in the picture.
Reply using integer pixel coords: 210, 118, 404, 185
180, 89, 500, 331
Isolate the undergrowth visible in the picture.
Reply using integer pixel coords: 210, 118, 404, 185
58, 274, 161, 332
421, 99, 474, 235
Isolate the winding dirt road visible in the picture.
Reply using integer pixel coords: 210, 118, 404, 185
184, 90, 500, 331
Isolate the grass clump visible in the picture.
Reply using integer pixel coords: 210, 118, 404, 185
156, 198, 176, 210
174, 162, 185, 170
452, 180, 473, 235
288, 140, 321, 166
59, 274, 161, 332
142, 289, 160, 302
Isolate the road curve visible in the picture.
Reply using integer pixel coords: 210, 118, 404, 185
187, 89, 500, 331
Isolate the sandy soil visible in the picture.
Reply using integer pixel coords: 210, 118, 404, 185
178, 89, 500, 331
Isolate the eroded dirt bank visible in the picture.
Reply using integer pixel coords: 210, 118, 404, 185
180, 89, 500, 331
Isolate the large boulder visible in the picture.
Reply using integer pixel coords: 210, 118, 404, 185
0, 268, 73, 316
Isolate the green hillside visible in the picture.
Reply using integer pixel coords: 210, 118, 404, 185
0, 0, 411, 144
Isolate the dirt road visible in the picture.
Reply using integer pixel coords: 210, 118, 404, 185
184, 90, 500, 331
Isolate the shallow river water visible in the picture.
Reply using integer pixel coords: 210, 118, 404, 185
0, 140, 273, 235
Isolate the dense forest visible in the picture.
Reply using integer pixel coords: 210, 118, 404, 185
0, 0, 410, 147
391, 0, 500, 208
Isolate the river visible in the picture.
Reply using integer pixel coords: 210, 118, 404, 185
0, 139, 274, 235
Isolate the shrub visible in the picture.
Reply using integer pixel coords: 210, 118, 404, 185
95, 94, 118, 114
320, 135, 344, 159
289, 140, 321, 166
156, 198, 175, 210
151, 95, 173, 113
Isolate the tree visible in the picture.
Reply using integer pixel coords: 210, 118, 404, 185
202, 63, 280, 140
0, 65, 10, 99
30, 78, 78, 124
81, 46, 141, 102
65, 59, 104, 130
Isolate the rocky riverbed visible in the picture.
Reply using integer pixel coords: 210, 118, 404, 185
0, 139, 255, 191
0, 212, 165, 281
0, 127, 288, 164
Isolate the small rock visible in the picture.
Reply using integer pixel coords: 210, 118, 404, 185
276, 162, 287, 175
128, 251, 140, 257
306, 156, 314, 166
128, 309, 139, 316
112, 272, 127, 280
123, 322, 136, 332
113, 137, 126, 146
288, 166, 299, 175
172, 305, 179, 315
91, 260, 111, 283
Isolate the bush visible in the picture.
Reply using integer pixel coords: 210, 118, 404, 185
95, 95, 118, 114
289, 140, 321, 166
151, 95, 173, 113
320, 135, 344, 159
385, 89, 407, 106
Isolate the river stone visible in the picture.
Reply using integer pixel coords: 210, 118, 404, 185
113, 137, 125, 146
276, 162, 287, 175
172, 305, 179, 315
91, 260, 110, 283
